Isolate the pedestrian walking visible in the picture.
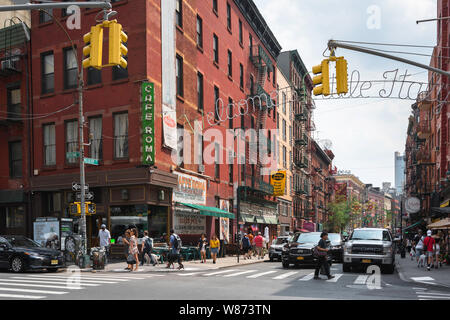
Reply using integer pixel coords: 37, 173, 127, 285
434, 236, 441, 269
167, 229, 184, 269
98, 224, 111, 265
406, 238, 412, 254
241, 233, 251, 259
414, 230, 424, 263
128, 228, 140, 271
123, 229, 131, 270
140, 230, 157, 266
423, 230, 435, 271
254, 232, 264, 260
247, 229, 255, 258
198, 233, 208, 263
314, 232, 334, 280
210, 234, 220, 264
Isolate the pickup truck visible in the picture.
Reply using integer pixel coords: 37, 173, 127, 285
343, 228, 395, 274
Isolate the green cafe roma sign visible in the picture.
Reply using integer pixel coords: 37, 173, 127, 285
141, 82, 155, 165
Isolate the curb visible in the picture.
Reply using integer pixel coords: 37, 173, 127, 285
396, 260, 450, 290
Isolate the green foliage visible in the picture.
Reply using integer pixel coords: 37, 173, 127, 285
324, 195, 351, 233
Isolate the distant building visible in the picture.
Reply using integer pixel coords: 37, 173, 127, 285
394, 152, 405, 194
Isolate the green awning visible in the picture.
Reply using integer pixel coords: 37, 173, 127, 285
255, 216, 265, 224
240, 214, 255, 223
403, 220, 424, 231
179, 203, 234, 219
264, 216, 278, 225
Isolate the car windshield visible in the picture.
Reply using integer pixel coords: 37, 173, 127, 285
273, 238, 289, 245
293, 233, 321, 243
350, 230, 391, 241
3, 236, 41, 248
328, 234, 341, 243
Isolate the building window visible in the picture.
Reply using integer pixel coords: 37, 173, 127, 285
250, 75, 254, 95
114, 113, 128, 159
215, 143, 220, 180
197, 72, 204, 110
5, 207, 25, 228
87, 67, 102, 86
212, 0, 218, 13
196, 15, 203, 48
89, 117, 102, 160
227, 50, 232, 77
41, 52, 54, 94
239, 20, 243, 44
229, 162, 233, 184
226, 3, 232, 30
282, 119, 286, 141
9, 141, 22, 178
282, 92, 286, 114
176, 0, 183, 28
213, 34, 219, 64
43, 123, 56, 166
214, 86, 220, 122
228, 98, 233, 129
65, 120, 78, 165
239, 63, 244, 89
39, 9, 53, 23
7, 87, 21, 118
241, 108, 244, 129
64, 47, 78, 89
272, 65, 276, 86
197, 133, 203, 165
176, 55, 184, 97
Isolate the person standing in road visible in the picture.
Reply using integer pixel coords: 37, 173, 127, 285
423, 230, 435, 271
254, 232, 264, 260
198, 233, 208, 263
168, 229, 184, 269
314, 232, 334, 280
98, 224, 111, 265
210, 234, 220, 264
140, 230, 157, 267
128, 228, 140, 271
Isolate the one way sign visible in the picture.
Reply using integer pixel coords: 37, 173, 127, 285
76, 192, 94, 201
72, 182, 89, 192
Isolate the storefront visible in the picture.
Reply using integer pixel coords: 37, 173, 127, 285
0, 190, 28, 237
239, 200, 278, 241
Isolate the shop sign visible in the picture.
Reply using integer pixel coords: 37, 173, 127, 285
270, 170, 286, 196
141, 82, 155, 165
173, 208, 206, 235
173, 172, 207, 205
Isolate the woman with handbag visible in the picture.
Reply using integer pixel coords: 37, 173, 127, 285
314, 232, 334, 280
127, 228, 140, 271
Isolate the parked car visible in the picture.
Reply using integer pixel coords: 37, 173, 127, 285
328, 233, 344, 263
0, 235, 65, 273
281, 232, 325, 268
269, 236, 290, 261
343, 228, 395, 274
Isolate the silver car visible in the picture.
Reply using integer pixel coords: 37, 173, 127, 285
343, 228, 395, 274
269, 236, 290, 262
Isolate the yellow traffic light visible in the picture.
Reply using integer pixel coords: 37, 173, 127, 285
70, 203, 80, 215
312, 59, 330, 96
336, 57, 348, 94
82, 25, 103, 69
108, 21, 128, 69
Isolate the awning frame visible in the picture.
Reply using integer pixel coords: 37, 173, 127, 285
178, 203, 235, 219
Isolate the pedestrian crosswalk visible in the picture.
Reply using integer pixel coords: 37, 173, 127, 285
414, 287, 450, 300
0, 272, 151, 300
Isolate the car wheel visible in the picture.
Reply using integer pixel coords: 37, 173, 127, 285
343, 263, 351, 272
382, 264, 395, 274
10, 256, 25, 273
282, 261, 289, 269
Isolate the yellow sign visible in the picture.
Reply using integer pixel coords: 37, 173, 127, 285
270, 171, 286, 196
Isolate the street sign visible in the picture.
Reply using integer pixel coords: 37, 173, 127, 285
72, 182, 89, 192
66, 151, 80, 159
84, 158, 99, 165
76, 192, 94, 201
405, 197, 420, 214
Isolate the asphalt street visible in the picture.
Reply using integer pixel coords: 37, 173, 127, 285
0, 260, 449, 300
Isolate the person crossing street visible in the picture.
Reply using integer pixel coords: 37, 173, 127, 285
140, 230, 157, 266
314, 232, 334, 280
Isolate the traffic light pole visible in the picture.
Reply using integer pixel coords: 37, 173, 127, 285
328, 40, 450, 78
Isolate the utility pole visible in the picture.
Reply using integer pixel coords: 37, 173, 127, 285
0, 0, 114, 268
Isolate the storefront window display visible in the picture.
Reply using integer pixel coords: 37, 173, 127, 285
110, 205, 148, 241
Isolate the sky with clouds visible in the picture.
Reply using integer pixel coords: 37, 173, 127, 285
254, 0, 437, 189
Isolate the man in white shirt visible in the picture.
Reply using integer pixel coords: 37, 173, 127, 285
98, 224, 111, 264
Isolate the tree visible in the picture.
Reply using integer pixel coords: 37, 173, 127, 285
324, 195, 351, 233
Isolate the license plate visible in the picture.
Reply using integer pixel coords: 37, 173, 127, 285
51, 260, 58, 265
362, 259, 372, 263
297, 256, 304, 260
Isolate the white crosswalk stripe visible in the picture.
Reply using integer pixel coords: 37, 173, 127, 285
354, 275, 368, 285
223, 270, 258, 277
0, 281, 83, 290
0, 279, 100, 287
326, 274, 343, 282
0, 293, 45, 299
11, 276, 118, 284
246, 271, 277, 278
299, 273, 315, 281
203, 269, 238, 277
0, 287, 68, 295
272, 271, 298, 280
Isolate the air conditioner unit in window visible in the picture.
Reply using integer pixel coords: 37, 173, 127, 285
1, 59, 19, 71
198, 164, 205, 173
436, 147, 440, 151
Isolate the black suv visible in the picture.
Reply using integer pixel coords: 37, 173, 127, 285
281, 232, 322, 268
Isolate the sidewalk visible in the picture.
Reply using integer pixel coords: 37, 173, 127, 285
396, 254, 450, 289
80, 255, 267, 273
